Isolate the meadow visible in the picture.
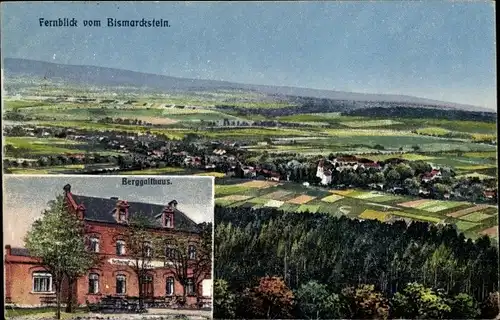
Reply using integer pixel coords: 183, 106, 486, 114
4, 136, 121, 157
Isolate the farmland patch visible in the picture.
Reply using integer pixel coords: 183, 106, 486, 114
239, 180, 279, 189
341, 119, 402, 128
455, 220, 479, 231
455, 164, 497, 171
339, 206, 352, 215
321, 194, 344, 203
215, 184, 251, 196
416, 200, 465, 212
331, 189, 355, 196
398, 199, 432, 208
246, 197, 269, 205
287, 195, 316, 204
195, 171, 226, 178
264, 199, 285, 208
218, 195, 252, 202
390, 211, 442, 223
351, 191, 386, 200
261, 190, 293, 200
447, 205, 495, 218
460, 212, 494, 222
416, 127, 451, 136
480, 226, 499, 238
456, 172, 495, 180
280, 203, 301, 212
359, 209, 391, 222
366, 195, 404, 203
298, 204, 321, 213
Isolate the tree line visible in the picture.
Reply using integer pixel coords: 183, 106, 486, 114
214, 205, 499, 319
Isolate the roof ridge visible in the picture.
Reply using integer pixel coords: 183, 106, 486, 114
72, 194, 199, 232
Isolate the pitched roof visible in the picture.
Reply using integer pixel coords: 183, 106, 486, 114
10, 247, 31, 256
71, 194, 199, 233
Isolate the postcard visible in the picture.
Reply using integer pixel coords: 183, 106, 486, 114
1, 1, 498, 320
3, 175, 214, 318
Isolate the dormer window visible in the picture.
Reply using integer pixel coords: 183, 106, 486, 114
118, 210, 127, 222
114, 200, 130, 223
165, 215, 172, 228
162, 202, 176, 228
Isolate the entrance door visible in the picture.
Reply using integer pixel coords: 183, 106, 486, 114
141, 275, 154, 298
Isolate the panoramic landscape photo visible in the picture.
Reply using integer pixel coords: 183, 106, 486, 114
2, 1, 498, 319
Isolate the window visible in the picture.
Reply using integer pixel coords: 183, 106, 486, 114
165, 246, 175, 260
188, 245, 196, 260
88, 273, 99, 294
186, 278, 195, 296
144, 242, 152, 257
116, 275, 127, 295
141, 274, 154, 298
166, 277, 175, 296
89, 237, 99, 253
118, 210, 127, 222
33, 272, 53, 293
165, 214, 173, 228
116, 240, 126, 256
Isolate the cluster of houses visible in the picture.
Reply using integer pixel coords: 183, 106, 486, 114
314, 155, 497, 201
316, 157, 383, 185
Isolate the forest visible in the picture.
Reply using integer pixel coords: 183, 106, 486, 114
214, 205, 499, 319
215, 99, 497, 122
344, 106, 497, 123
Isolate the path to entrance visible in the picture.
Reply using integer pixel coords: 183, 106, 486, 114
8, 309, 212, 320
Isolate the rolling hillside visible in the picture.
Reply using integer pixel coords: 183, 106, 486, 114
3, 58, 493, 113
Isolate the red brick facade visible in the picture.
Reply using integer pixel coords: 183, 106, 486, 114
4, 186, 211, 308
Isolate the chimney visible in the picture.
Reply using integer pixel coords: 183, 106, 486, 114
63, 184, 71, 193
63, 184, 82, 218
168, 200, 178, 209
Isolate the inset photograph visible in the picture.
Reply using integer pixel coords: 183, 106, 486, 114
4, 175, 213, 319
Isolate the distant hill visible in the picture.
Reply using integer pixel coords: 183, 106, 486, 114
2, 58, 494, 112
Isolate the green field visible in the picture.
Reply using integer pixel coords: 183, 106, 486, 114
4, 136, 125, 158
416, 127, 452, 136
459, 211, 494, 222
5, 137, 88, 155
341, 119, 403, 128
455, 220, 480, 231
389, 211, 443, 223
37, 121, 188, 139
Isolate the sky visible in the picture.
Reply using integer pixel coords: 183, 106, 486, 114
1, 1, 497, 110
3, 175, 214, 247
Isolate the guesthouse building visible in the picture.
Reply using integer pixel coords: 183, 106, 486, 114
4, 184, 212, 308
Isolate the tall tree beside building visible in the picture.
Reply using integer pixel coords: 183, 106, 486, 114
162, 223, 211, 305
191, 222, 213, 300
24, 195, 97, 320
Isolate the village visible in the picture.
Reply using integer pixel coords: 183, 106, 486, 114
3, 123, 497, 205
